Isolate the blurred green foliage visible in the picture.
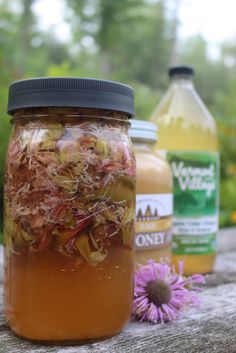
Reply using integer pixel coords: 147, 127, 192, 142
0, 0, 236, 237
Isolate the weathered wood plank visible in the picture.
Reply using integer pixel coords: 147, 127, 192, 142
217, 227, 236, 253
0, 228, 235, 353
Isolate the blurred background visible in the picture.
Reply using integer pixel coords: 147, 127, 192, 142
0, 0, 236, 240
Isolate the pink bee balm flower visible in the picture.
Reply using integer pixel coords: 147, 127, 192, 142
133, 260, 205, 324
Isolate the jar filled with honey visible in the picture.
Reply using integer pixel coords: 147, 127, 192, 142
4, 77, 136, 342
129, 120, 173, 264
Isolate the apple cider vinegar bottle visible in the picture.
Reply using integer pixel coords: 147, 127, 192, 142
150, 66, 219, 274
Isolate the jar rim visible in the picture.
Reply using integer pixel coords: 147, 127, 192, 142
10, 112, 130, 125
129, 119, 158, 142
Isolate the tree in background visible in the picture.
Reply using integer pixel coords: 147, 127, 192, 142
67, 0, 147, 77
67, 0, 176, 88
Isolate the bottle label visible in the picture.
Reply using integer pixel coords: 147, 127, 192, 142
166, 151, 219, 255
135, 194, 173, 250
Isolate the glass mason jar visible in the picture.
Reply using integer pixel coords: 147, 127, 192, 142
129, 120, 173, 264
4, 78, 136, 342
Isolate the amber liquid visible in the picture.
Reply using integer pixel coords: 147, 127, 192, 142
4, 247, 133, 342
151, 77, 218, 274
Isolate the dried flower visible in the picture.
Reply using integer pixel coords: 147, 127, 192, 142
133, 260, 205, 324
5, 109, 135, 263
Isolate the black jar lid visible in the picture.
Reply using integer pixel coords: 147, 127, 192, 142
168, 66, 194, 77
7, 77, 135, 117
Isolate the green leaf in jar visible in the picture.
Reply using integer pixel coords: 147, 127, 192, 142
95, 139, 110, 159
74, 232, 106, 265
4, 218, 16, 256
58, 140, 81, 164
102, 208, 117, 222
35, 151, 60, 165
13, 227, 30, 250
122, 209, 135, 225
39, 125, 65, 151
73, 161, 84, 176
89, 251, 107, 264
109, 176, 135, 204
121, 225, 132, 246
20, 229, 34, 242
51, 175, 78, 194
121, 210, 135, 246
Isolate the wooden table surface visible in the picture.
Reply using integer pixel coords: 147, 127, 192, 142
0, 228, 236, 353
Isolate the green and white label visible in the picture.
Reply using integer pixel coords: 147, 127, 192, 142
166, 151, 219, 255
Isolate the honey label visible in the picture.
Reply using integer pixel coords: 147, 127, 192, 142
166, 151, 219, 255
135, 194, 173, 250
